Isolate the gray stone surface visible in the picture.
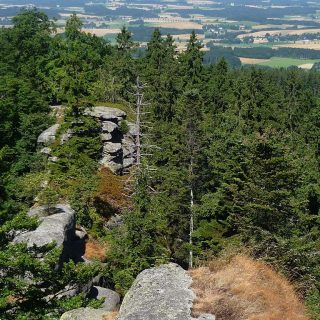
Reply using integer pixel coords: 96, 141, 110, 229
101, 132, 113, 141
197, 314, 216, 320
37, 124, 60, 145
103, 142, 122, 155
123, 157, 135, 168
60, 129, 73, 145
122, 137, 136, 157
89, 286, 120, 311
60, 307, 110, 320
48, 156, 59, 163
27, 204, 74, 218
117, 263, 194, 320
14, 204, 75, 248
102, 121, 119, 133
100, 155, 123, 173
40, 147, 52, 155
105, 214, 123, 230
85, 106, 126, 121
127, 122, 139, 137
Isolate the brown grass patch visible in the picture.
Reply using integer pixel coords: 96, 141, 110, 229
190, 255, 309, 320
103, 311, 119, 320
84, 238, 109, 262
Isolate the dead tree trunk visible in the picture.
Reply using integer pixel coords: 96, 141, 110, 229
135, 77, 143, 169
189, 176, 194, 269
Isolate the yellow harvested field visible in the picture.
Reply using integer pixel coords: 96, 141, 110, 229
276, 40, 320, 50
238, 28, 320, 38
298, 63, 314, 69
144, 18, 203, 30
240, 57, 270, 64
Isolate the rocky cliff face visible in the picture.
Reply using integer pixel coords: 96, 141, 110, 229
84, 106, 137, 174
37, 105, 137, 174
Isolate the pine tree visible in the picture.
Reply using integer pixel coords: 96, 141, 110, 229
116, 26, 134, 53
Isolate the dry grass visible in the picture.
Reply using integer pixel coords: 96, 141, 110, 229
190, 255, 309, 320
103, 311, 119, 320
84, 238, 109, 262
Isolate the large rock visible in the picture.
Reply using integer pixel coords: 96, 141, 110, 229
85, 106, 126, 122
60, 307, 112, 320
89, 286, 120, 311
123, 157, 135, 169
117, 263, 194, 320
60, 129, 73, 145
102, 121, 119, 133
122, 137, 136, 158
103, 142, 122, 155
40, 147, 52, 155
37, 124, 60, 145
127, 122, 139, 137
14, 204, 75, 249
100, 154, 123, 174
101, 132, 112, 141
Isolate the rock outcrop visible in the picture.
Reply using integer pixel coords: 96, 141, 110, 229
60, 307, 112, 320
86, 106, 136, 174
37, 124, 60, 145
14, 204, 75, 249
117, 263, 194, 320
12, 204, 86, 264
37, 106, 136, 174
84, 106, 126, 121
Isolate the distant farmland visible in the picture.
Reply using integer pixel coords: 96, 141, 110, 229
241, 56, 320, 68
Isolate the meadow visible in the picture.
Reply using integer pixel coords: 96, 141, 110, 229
241, 56, 320, 68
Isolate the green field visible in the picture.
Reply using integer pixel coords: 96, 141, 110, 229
256, 57, 320, 68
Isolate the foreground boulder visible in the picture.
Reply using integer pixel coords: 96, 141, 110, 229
60, 307, 112, 320
117, 263, 194, 320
